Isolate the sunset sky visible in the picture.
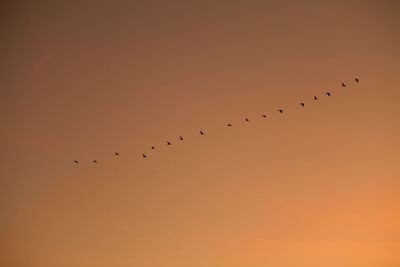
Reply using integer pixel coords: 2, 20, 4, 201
1, 1, 399, 266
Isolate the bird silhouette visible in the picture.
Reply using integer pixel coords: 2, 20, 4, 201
179, 136, 184, 140
278, 109, 283, 113
142, 154, 147, 158
262, 114, 267, 118
341, 82, 346, 87
200, 131, 204, 135
326, 92, 331, 96
245, 118, 249, 122
300, 103, 305, 107
151, 146, 155, 149
314, 96, 318, 100
355, 78, 359, 83
167, 141, 171, 145
227, 123, 232, 127
93, 160, 97, 163
115, 152, 119, 156
73, 160, 78, 164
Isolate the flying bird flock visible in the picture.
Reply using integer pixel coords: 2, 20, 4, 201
73, 78, 360, 165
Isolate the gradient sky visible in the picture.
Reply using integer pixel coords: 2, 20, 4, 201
1, 1, 399, 266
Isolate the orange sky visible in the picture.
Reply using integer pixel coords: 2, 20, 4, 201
1, 1, 399, 266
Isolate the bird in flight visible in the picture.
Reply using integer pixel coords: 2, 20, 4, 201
300, 103, 305, 107
326, 92, 331, 96
73, 160, 78, 164
227, 123, 232, 127
200, 130, 204, 135
245, 118, 249, 122
93, 160, 97, 163
262, 114, 267, 118
278, 109, 283, 113
314, 96, 318, 100
167, 141, 171, 145
115, 152, 119, 156
151, 146, 156, 149
341, 82, 346, 87
355, 78, 359, 83
142, 154, 147, 158
179, 136, 184, 140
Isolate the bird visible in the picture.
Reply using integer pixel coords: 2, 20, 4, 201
142, 154, 147, 158
341, 82, 346, 87
93, 160, 97, 163
114, 152, 119, 156
355, 78, 359, 83
179, 136, 184, 140
278, 109, 283, 113
73, 160, 78, 164
200, 131, 204, 135
262, 114, 267, 118
151, 146, 155, 149
245, 118, 249, 122
227, 123, 232, 127
326, 92, 331, 96
314, 96, 318, 100
167, 141, 171, 145
300, 103, 305, 107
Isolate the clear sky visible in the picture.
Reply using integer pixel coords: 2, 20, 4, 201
1, 1, 399, 266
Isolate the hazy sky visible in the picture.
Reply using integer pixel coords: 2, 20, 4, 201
1, 1, 399, 266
